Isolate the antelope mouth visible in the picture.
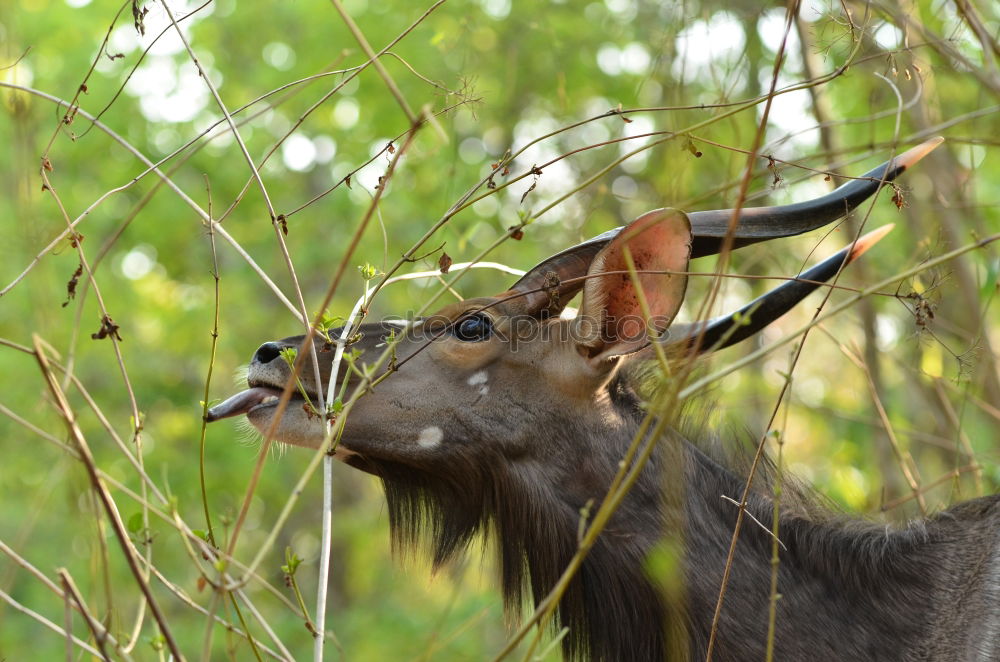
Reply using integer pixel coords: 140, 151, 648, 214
205, 385, 309, 422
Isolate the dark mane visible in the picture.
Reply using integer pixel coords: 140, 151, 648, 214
365, 433, 671, 661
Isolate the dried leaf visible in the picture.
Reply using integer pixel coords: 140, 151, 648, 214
682, 138, 702, 158
520, 165, 543, 203
91, 315, 122, 341
766, 155, 782, 187
613, 103, 631, 122
520, 180, 536, 203
508, 226, 524, 240
906, 291, 936, 331
891, 186, 907, 209
132, 0, 148, 36
438, 251, 452, 274
62, 263, 83, 308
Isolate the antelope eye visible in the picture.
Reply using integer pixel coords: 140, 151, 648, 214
453, 313, 493, 342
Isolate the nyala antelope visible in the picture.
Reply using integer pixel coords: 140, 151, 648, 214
209, 137, 1000, 661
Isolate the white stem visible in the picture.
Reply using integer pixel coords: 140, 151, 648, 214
311, 260, 523, 660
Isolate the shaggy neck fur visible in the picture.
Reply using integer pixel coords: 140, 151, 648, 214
355, 374, 1000, 662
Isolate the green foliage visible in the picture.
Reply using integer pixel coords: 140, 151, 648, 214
1, 0, 999, 659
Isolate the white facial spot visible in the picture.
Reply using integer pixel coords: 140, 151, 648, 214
417, 426, 443, 448
467, 370, 489, 396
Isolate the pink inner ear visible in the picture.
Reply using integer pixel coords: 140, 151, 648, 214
581, 209, 692, 348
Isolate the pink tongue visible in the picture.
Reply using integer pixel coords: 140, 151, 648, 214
205, 387, 281, 422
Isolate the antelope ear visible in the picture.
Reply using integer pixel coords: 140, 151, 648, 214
575, 209, 692, 362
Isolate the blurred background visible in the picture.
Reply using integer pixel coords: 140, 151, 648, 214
2, 0, 999, 658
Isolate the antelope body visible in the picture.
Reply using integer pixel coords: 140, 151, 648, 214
208, 138, 1000, 661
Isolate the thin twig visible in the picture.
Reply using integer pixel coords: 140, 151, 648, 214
58, 569, 113, 662
719, 496, 787, 551
0, 82, 304, 321
32, 337, 184, 661
330, 0, 417, 125
0, 586, 108, 660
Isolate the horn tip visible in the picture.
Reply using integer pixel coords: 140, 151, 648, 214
849, 224, 894, 262
896, 136, 944, 170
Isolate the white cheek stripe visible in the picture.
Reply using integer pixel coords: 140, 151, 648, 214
417, 426, 443, 448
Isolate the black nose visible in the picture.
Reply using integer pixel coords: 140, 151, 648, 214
253, 342, 283, 365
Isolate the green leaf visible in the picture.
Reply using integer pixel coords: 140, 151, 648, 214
127, 513, 144, 534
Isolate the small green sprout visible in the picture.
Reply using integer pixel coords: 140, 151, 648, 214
315, 312, 346, 342
281, 547, 318, 634
279, 347, 297, 367
281, 547, 303, 576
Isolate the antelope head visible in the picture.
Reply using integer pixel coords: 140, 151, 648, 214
208, 139, 939, 462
